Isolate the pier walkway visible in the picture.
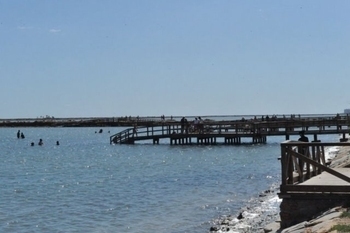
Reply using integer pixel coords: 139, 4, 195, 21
110, 115, 350, 145
278, 141, 350, 228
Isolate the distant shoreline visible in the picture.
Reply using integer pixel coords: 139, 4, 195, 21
0, 113, 345, 128
0, 120, 133, 128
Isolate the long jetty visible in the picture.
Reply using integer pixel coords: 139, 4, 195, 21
110, 114, 350, 145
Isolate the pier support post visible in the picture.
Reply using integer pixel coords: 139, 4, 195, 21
153, 138, 159, 144
340, 133, 348, 142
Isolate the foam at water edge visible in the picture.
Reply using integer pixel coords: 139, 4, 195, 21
325, 146, 340, 161
210, 184, 281, 233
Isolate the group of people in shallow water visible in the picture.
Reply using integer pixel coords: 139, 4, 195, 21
31, 139, 45, 146
17, 129, 59, 146
17, 130, 25, 139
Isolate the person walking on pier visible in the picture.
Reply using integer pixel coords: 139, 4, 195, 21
133, 124, 138, 137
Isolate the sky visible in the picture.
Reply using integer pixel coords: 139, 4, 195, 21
1, 1, 350, 118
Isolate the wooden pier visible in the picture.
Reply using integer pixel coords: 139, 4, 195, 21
278, 141, 350, 228
110, 115, 350, 145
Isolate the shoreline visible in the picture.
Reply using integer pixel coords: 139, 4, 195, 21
209, 135, 350, 233
210, 183, 281, 233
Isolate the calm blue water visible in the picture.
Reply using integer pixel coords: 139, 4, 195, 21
0, 127, 339, 233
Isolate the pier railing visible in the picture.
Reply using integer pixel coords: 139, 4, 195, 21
279, 141, 350, 195
110, 125, 177, 144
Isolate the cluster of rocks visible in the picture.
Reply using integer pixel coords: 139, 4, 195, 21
209, 186, 280, 233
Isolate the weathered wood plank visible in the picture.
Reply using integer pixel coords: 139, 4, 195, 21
288, 150, 350, 183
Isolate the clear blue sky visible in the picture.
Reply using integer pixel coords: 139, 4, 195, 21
1, 1, 349, 118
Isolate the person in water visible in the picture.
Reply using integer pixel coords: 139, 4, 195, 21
38, 139, 43, 146
21, 132, 25, 139
17, 130, 21, 139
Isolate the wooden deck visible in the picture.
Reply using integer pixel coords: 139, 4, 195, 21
301, 167, 350, 186
279, 141, 350, 196
278, 141, 350, 228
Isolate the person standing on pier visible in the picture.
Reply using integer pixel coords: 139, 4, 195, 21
298, 131, 309, 143
181, 117, 185, 133
185, 118, 189, 133
198, 117, 204, 133
193, 118, 199, 132
297, 131, 309, 173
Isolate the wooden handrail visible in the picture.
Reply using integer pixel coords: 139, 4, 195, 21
280, 141, 350, 195
288, 149, 350, 183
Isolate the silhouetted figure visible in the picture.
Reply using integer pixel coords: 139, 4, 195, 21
21, 132, 25, 139
181, 117, 185, 133
99, 129, 103, 133
17, 130, 20, 139
198, 117, 204, 133
31, 142, 34, 146
298, 131, 309, 143
297, 131, 309, 173
133, 124, 138, 137
38, 139, 43, 146
56, 141, 60, 146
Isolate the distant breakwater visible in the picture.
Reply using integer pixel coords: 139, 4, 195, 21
0, 116, 191, 127
0, 118, 149, 127
0, 113, 345, 128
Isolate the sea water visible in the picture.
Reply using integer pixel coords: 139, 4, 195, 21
0, 127, 339, 233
